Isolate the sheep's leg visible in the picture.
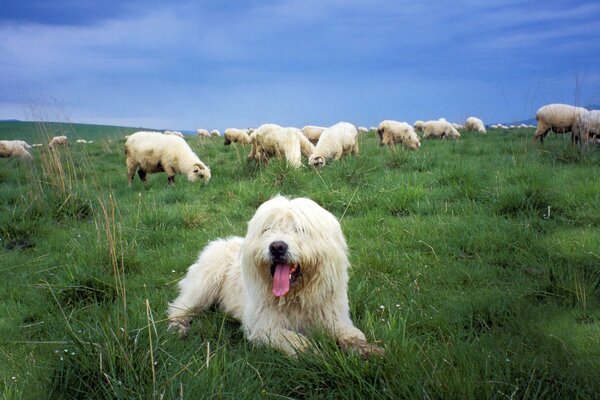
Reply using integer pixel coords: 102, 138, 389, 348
168, 176, 175, 185
137, 169, 147, 183
351, 140, 359, 155
533, 122, 550, 143
164, 166, 176, 185
126, 159, 138, 186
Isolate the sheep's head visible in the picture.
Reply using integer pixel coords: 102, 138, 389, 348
188, 163, 211, 182
308, 155, 325, 169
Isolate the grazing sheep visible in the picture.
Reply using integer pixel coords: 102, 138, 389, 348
369, 127, 378, 132
465, 117, 486, 133
574, 110, 600, 143
76, 139, 89, 144
163, 130, 185, 138
224, 128, 251, 145
249, 124, 314, 167
414, 120, 425, 133
357, 126, 369, 134
210, 129, 220, 137
49, 135, 69, 149
11, 140, 32, 150
0, 140, 33, 159
197, 129, 210, 138
308, 122, 358, 168
451, 123, 464, 130
301, 125, 326, 145
377, 120, 421, 150
32, 143, 43, 147
125, 131, 210, 186
533, 104, 588, 143
421, 121, 461, 140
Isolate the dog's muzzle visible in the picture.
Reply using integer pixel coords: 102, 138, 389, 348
268, 241, 301, 297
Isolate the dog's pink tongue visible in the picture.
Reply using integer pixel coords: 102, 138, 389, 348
272, 263, 291, 297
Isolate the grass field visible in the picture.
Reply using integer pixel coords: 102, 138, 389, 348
1, 121, 599, 399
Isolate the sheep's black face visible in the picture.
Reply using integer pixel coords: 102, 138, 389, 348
224, 138, 231, 145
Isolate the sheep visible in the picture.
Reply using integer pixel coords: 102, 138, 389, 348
32, 143, 43, 147
377, 120, 421, 150
357, 126, 369, 134
414, 120, 425, 133
163, 130, 185, 138
210, 129, 220, 137
370, 126, 378, 132
301, 125, 326, 145
224, 128, 251, 145
465, 117, 486, 133
125, 131, 211, 186
76, 139, 88, 144
421, 121, 461, 140
11, 140, 32, 150
248, 124, 314, 167
196, 129, 210, 138
533, 103, 588, 143
308, 122, 358, 168
49, 135, 68, 149
574, 110, 600, 144
0, 140, 33, 159
452, 123, 464, 130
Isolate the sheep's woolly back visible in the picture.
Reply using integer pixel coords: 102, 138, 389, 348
301, 126, 326, 144
197, 129, 210, 137
422, 121, 461, 140
251, 124, 313, 167
536, 104, 586, 129
125, 131, 210, 181
49, 135, 68, 148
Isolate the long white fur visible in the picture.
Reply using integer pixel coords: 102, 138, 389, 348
0, 140, 33, 159
249, 124, 314, 167
377, 120, 421, 150
465, 117, 486, 133
168, 195, 383, 357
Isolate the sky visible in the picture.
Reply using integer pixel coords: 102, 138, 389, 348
1, 0, 600, 131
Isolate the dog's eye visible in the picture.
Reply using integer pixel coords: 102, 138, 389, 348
262, 227, 270, 234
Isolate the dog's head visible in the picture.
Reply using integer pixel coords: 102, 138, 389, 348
241, 196, 349, 299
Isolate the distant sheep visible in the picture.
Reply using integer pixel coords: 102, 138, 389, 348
465, 117, 486, 133
414, 121, 425, 133
49, 135, 69, 149
357, 126, 369, 134
76, 139, 89, 144
125, 131, 211, 185
197, 129, 210, 138
308, 122, 358, 168
0, 140, 33, 159
377, 120, 421, 150
210, 129, 220, 137
32, 143, 43, 147
163, 130, 185, 138
249, 124, 314, 167
224, 128, 251, 145
533, 104, 587, 143
301, 125, 326, 145
451, 123, 464, 130
12, 140, 32, 150
421, 121, 461, 140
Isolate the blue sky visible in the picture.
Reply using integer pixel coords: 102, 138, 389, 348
1, 0, 599, 130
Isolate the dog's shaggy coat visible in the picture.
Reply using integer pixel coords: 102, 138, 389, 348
168, 196, 383, 357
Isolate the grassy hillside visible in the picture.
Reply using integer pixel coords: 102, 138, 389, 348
1, 125, 599, 399
0, 121, 150, 142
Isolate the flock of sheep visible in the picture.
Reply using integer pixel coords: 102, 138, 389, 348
2, 104, 598, 178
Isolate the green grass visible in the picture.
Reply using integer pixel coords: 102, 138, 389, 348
1, 122, 600, 399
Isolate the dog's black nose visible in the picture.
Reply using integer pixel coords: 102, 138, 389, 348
269, 241, 288, 256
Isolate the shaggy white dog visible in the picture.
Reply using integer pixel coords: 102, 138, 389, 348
168, 196, 384, 357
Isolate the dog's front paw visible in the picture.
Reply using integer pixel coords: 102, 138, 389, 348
167, 317, 191, 337
341, 338, 385, 358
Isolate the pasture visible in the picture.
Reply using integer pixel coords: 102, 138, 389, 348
1, 121, 599, 399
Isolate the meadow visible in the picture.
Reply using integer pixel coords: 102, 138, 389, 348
1, 120, 599, 399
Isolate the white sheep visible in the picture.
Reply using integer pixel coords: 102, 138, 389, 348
76, 139, 88, 144
357, 126, 369, 134
533, 104, 588, 143
32, 143, 43, 147
49, 135, 69, 149
451, 123, 464, 130
224, 128, 251, 145
210, 129, 220, 137
11, 140, 32, 150
574, 110, 600, 143
465, 117, 486, 133
196, 129, 210, 138
125, 131, 210, 185
377, 120, 421, 150
301, 125, 326, 145
421, 121, 461, 140
163, 130, 185, 138
249, 124, 314, 167
0, 140, 33, 159
414, 120, 425, 133
308, 122, 358, 168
